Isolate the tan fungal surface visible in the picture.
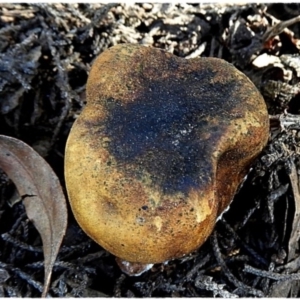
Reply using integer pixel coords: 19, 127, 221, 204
65, 44, 269, 264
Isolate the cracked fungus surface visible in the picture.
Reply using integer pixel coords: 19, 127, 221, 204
65, 44, 269, 264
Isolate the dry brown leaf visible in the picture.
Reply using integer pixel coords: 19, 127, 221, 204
0, 135, 67, 297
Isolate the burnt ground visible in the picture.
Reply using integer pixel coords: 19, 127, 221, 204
1, 3, 300, 297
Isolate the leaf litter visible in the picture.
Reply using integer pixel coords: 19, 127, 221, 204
0, 135, 67, 296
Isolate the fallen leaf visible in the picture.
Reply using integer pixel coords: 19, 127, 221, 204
0, 135, 68, 297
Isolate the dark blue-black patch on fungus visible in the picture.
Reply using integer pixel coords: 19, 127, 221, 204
103, 67, 242, 195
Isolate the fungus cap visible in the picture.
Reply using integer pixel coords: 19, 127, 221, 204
65, 44, 269, 265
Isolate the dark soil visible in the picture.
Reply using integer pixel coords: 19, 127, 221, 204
1, 3, 300, 297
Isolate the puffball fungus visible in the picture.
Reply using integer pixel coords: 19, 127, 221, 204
65, 44, 269, 272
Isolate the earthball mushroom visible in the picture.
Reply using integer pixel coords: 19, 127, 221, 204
65, 44, 269, 270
